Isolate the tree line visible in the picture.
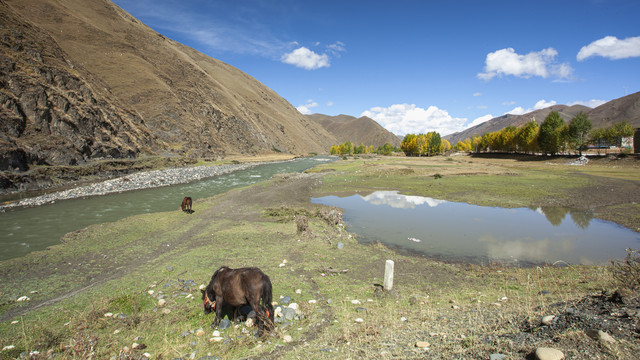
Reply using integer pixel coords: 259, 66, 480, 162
400, 132, 451, 156
453, 111, 634, 156
330, 141, 400, 156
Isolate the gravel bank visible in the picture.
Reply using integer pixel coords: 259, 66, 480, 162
0, 163, 257, 209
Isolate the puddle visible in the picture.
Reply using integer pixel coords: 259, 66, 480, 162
312, 191, 640, 265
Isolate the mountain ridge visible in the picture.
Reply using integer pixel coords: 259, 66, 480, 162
306, 113, 401, 148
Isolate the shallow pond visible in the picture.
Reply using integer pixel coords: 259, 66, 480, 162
0, 157, 334, 261
312, 190, 640, 265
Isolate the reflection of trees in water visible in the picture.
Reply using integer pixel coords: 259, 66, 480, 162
570, 209, 592, 229
538, 206, 592, 228
541, 206, 569, 226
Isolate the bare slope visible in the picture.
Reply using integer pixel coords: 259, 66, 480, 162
307, 113, 401, 148
2, 0, 335, 170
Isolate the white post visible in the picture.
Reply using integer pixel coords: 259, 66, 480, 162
384, 259, 394, 291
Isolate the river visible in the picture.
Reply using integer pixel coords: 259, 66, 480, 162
0, 156, 334, 261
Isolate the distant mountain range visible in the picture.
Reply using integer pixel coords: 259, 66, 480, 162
444, 92, 640, 145
306, 114, 401, 148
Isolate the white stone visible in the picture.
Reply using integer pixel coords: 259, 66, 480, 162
2, 345, 16, 351
535, 347, 564, 360
16, 296, 30, 302
283, 335, 293, 343
104, 312, 114, 317
11, 320, 19, 324
288, 303, 299, 310
212, 330, 220, 337
295, 289, 302, 294
354, 318, 364, 323
147, 290, 155, 296
209, 337, 224, 342
351, 300, 361, 305
308, 299, 317, 304
199, 284, 206, 290
541, 315, 555, 325
384, 260, 394, 291
158, 299, 166, 307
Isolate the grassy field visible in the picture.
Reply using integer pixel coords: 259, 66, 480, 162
0, 154, 638, 359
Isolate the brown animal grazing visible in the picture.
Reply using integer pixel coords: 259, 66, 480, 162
181, 197, 193, 213
202, 266, 274, 335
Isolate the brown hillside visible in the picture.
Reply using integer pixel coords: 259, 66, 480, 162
307, 114, 401, 148
1, 0, 336, 172
586, 91, 640, 129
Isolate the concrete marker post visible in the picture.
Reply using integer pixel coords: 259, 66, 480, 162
384, 259, 394, 291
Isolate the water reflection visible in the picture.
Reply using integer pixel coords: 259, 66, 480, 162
312, 191, 639, 265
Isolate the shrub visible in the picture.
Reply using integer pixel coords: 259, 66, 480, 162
611, 248, 640, 290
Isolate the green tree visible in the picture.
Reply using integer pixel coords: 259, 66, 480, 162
401, 134, 418, 156
538, 111, 565, 155
427, 132, 442, 155
568, 112, 592, 156
515, 120, 539, 154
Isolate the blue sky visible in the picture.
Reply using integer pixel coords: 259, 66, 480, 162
111, 0, 640, 136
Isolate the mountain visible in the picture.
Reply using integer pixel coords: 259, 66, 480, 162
0, 0, 336, 172
306, 114, 401, 148
444, 92, 640, 145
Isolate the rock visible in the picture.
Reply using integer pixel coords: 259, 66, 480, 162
104, 312, 114, 317
308, 299, 317, 304
132, 343, 146, 350
351, 299, 361, 305
2, 345, 15, 351
195, 328, 205, 337
535, 347, 564, 360
212, 330, 220, 337
179, 331, 191, 337
354, 318, 364, 323
16, 296, 30, 302
274, 306, 284, 318
218, 319, 232, 330
541, 315, 555, 325
288, 303, 299, 311
209, 337, 224, 342
337, 242, 344, 249
161, 309, 171, 315
166, 266, 174, 272
283, 308, 296, 321
586, 329, 616, 344
355, 307, 366, 312
158, 299, 166, 307
280, 296, 291, 305
283, 335, 293, 343
415, 341, 429, 348
451, 305, 460, 310
295, 289, 302, 294
490, 354, 508, 360
538, 290, 552, 295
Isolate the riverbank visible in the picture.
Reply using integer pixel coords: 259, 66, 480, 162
0, 154, 638, 359
0, 153, 298, 209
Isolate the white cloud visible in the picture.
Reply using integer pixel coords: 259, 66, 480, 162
568, 99, 607, 108
360, 103, 466, 136
282, 47, 330, 70
478, 47, 573, 80
473, 92, 482, 97
296, 100, 319, 114
505, 99, 556, 115
577, 36, 640, 61
327, 101, 334, 107
327, 41, 346, 55
467, 114, 494, 128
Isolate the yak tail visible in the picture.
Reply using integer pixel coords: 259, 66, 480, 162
261, 273, 274, 325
